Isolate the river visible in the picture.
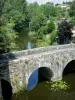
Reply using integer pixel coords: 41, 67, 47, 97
12, 73, 75, 100
16, 29, 36, 50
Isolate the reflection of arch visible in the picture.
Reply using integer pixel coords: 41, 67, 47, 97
26, 67, 53, 91
62, 60, 75, 77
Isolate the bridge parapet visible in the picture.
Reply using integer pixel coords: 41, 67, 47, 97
0, 44, 75, 60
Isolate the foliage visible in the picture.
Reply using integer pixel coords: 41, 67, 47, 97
46, 80, 70, 91
27, 2, 39, 21
50, 30, 57, 45
69, 0, 75, 17
15, 85, 25, 96
69, 0, 75, 26
0, 21, 18, 53
0, 0, 5, 17
2, 0, 27, 32
30, 13, 47, 31
57, 19, 73, 44
38, 19, 55, 39
43, 2, 56, 18
2, 0, 27, 23
36, 39, 49, 47
69, 17, 75, 26
47, 20, 55, 33
50, 81, 69, 91
0, 0, 73, 51
38, 26, 48, 37
28, 31, 38, 38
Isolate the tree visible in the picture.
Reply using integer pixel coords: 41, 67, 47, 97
0, 20, 18, 54
69, 0, 75, 17
27, 2, 38, 21
0, 0, 5, 17
57, 19, 73, 44
30, 13, 46, 31
43, 2, 56, 19
2, 0, 27, 23
0, 0, 5, 26
69, 0, 75, 26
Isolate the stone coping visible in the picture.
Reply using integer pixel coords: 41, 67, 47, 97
0, 44, 75, 60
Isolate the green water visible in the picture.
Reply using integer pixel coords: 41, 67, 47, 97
16, 29, 36, 50
12, 73, 75, 100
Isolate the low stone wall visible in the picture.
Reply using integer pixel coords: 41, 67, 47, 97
0, 44, 75, 59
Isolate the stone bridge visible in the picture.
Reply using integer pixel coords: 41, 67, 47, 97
0, 44, 75, 93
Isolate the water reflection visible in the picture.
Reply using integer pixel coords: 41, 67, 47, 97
63, 73, 75, 92
25, 69, 38, 91
25, 67, 53, 91
12, 72, 75, 100
27, 41, 32, 49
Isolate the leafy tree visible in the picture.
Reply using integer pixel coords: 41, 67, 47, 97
0, 0, 5, 26
2, 0, 27, 23
30, 12, 46, 31
57, 19, 73, 44
38, 19, 55, 35
43, 2, 56, 18
0, 20, 18, 54
55, 7, 64, 18
27, 2, 39, 21
0, 0, 5, 17
69, 0, 75, 17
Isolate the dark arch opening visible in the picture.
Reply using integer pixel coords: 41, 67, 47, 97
38, 67, 53, 82
26, 67, 53, 91
62, 60, 75, 77
1, 79, 12, 100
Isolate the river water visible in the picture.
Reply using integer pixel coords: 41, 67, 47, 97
16, 29, 36, 50
12, 73, 75, 100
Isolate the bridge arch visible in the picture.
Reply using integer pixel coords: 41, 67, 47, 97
26, 67, 53, 90
62, 60, 75, 77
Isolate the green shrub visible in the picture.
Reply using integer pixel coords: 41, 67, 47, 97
50, 30, 57, 45
47, 20, 55, 33
36, 39, 49, 47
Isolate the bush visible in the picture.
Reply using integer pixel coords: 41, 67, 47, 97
36, 39, 49, 47
50, 30, 57, 45
47, 20, 55, 33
